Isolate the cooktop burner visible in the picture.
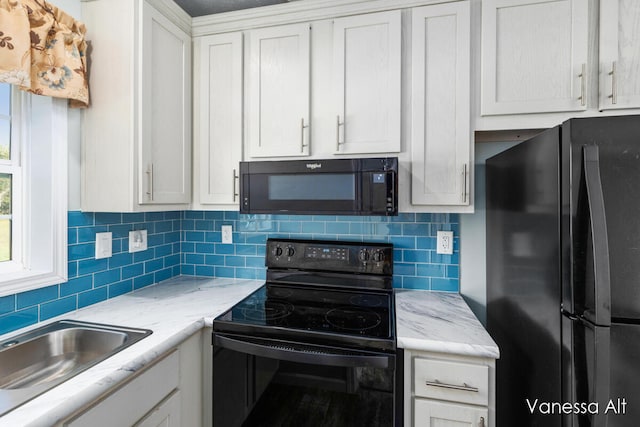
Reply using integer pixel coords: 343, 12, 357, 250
325, 306, 382, 331
242, 300, 294, 322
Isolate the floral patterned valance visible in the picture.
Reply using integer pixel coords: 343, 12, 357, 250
0, 0, 88, 108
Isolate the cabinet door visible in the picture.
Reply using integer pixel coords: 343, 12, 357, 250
414, 399, 488, 427
411, 2, 471, 206
196, 32, 243, 205
247, 23, 310, 158
135, 390, 182, 427
140, 0, 192, 204
481, 0, 588, 115
333, 11, 401, 154
599, 0, 640, 110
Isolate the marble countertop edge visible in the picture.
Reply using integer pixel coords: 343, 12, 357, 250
397, 337, 500, 359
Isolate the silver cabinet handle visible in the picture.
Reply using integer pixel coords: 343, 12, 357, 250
300, 118, 309, 151
609, 61, 617, 105
232, 168, 239, 202
461, 163, 468, 203
336, 115, 344, 151
578, 63, 586, 106
425, 379, 479, 393
479, 416, 485, 427
146, 163, 154, 201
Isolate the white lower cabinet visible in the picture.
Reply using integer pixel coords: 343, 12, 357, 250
135, 390, 182, 427
64, 332, 202, 427
414, 400, 488, 427
405, 350, 495, 427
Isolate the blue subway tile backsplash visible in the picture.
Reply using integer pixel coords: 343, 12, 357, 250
181, 212, 460, 289
0, 210, 460, 337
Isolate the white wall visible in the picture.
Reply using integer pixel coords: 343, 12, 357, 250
460, 141, 518, 325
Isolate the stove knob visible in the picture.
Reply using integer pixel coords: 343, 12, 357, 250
272, 246, 283, 257
285, 246, 295, 257
358, 249, 370, 262
372, 250, 385, 263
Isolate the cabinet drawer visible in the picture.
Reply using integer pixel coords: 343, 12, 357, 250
414, 358, 488, 406
65, 351, 180, 427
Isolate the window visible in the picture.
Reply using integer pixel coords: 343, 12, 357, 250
0, 84, 68, 296
0, 83, 20, 268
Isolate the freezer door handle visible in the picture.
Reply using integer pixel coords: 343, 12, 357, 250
582, 145, 612, 327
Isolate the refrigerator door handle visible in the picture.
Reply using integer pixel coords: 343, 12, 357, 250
582, 145, 612, 327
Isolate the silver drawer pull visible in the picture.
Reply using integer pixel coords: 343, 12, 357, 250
425, 379, 479, 393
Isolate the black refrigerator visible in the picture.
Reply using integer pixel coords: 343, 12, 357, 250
486, 115, 640, 427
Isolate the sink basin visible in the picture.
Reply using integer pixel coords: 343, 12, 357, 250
0, 320, 152, 416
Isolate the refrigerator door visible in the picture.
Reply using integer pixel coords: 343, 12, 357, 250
565, 116, 640, 320
563, 315, 610, 427
565, 317, 640, 427
609, 322, 640, 426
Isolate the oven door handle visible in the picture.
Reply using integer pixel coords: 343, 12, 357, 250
214, 334, 392, 369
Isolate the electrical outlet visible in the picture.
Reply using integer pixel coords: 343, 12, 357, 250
436, 230, 454, 255
128, 230, 148, 253
95, 232, 112, 259
221, 225, 233, 244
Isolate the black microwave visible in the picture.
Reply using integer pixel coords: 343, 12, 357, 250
239, 157, 398, 216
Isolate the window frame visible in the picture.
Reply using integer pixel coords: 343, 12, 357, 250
0, 90, 68, 297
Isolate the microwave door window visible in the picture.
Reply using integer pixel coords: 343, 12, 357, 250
247, 173, 359, 213
268, 174, 356, 201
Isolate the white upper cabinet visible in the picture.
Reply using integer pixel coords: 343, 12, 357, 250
481, 0, 588, 115
247, 23, 311, 158
599, 0, 640, 110
194, 32, 243, 207
140, 2, 192, 205
333, 11, 402, 154
82, 0, 191, 212
411, 2, 471, 207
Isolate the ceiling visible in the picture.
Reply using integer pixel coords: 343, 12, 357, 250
173, 0, 290, 16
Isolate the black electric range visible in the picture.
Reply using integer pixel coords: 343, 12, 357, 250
212, 238, 401, 427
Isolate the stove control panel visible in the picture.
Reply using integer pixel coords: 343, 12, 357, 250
266, 238, 393, 275
305, 246, 348, 261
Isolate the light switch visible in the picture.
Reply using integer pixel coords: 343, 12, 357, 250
95, 232, 113, 259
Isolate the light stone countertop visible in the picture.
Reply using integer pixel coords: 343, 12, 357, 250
0, 278, 498, 426
0, 276, 263, 427
395, 289, 499, 359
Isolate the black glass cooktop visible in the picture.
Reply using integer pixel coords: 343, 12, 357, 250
215, 284, 393, 341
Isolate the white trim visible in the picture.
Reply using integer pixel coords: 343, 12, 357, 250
192, 0, 461, 36
0, 95, 68, 297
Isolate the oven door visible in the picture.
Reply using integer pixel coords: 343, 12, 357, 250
213, 333, 402, 427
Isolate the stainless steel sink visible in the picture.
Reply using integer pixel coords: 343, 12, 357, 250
0, 320, 152, 416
